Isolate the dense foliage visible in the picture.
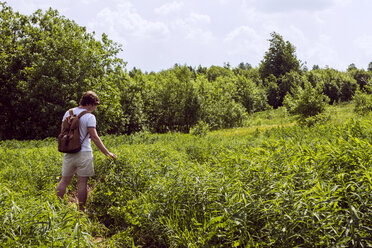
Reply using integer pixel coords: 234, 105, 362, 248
1, 2, 372, 248
0, 2, 124, 139
1, 103, 372, 247
259, 32, 301, 80
2, 2, 372, 140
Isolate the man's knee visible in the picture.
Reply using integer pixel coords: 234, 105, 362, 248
57, 176, 73, 189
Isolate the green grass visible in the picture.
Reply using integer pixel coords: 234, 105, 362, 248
0, 101, 372, 247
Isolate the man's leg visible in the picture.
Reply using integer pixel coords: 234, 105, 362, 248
56, 176, 73, 199
77, 176, 89, 211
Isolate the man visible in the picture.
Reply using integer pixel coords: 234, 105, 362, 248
56, 91, 116, 211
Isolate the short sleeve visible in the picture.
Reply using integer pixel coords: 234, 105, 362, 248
87, 114, 96, 128
62, 110, 69, 123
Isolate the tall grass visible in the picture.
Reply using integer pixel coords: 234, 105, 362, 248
0, 102, 371, 247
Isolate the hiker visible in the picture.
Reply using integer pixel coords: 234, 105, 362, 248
56, 91, 116, 211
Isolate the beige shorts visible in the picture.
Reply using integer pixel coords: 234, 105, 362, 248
62, 151, 94, 177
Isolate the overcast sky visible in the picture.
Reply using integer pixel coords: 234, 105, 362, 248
6, 0, 372, 72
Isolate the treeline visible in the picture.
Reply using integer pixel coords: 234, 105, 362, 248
1, 2, 372, 140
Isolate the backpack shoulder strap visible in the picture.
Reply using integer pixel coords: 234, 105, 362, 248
77, 111, 89, 118
69, 109, 74, 116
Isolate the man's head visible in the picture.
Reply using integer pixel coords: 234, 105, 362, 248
79, 91, 100, 106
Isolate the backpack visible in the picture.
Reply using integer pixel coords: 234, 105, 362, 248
58, 109, 89, 153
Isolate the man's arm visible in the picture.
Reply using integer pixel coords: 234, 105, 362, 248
88, 127, 116, 159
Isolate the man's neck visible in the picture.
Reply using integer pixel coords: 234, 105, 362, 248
78, 105, 93, 112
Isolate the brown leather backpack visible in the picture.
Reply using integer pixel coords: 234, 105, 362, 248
58, 109, 88, 153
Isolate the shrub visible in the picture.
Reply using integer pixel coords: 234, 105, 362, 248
284, 81, 329, 119
189, 121, 210, 137
297, 113, 331, 127
353, 91, 372, 115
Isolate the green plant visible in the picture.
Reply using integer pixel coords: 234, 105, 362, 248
354, 91, 372, 115
284, 81, 329, 119
1, 102, 372, 247
189, 121, 210, 137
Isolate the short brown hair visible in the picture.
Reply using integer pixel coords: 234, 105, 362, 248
79, 91, 100, 106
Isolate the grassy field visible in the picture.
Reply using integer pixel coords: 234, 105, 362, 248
0, 102, 371, 247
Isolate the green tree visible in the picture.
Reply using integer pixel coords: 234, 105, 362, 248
353, 91, 372, 115
116, 70, 146, 134
265, 76, 281, 108
347, 63, 357, 71
206, 65, 233, 82
0, 3, 124, 139
312, 65, 320, 70
284, 81, 329, 119
348, 69, 372, 91
195, 75, 246, 129
143, 65, 200, 133
368, 62, 372, 72
276, 71, 304, 107
196, 65, 207, 75
233, 75, 269, 113
237, 62, 252, 70
339, 73, 358, 102
308, 69, 341, 104
259, 32, 301, 80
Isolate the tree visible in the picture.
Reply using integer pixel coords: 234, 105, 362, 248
237, 62, 252, 70
348, 69, 371, 92
195, 76, 245, 130
0, 3, 124, 139
277, 71, 304, 107
206, 65, 232, 82
196, 65, 207, 75
266, 80, 281, 108
143, 66, 201, 133
312, 65, 320, 70
368, 62, 372, 72
347, 63, 357, 71
284, 80, 329, 119
259, 32, 301, 80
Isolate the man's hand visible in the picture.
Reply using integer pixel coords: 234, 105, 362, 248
107, 152, 116, 160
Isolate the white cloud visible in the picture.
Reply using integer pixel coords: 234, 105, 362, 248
188, 13, 211, 24
7, 0, 372, 71
248, 0, 335, 13
354, 35, 372, 56
170, 12, 214, 44
186, 29, 214, 44
218, 0, 231, 4
81, 0, 99, 4
9, 0, 71, 14
333, 0, 352, 6
154, 1, 184, 15
306, 34, 339, 67
91, 1, 169, 40
223, 26, 266, 64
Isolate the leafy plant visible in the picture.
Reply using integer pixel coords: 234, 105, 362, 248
189, 121, 210, 137
284, 80, 329, 119
354, 90, 372, 115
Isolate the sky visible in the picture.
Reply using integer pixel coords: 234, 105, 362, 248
6, 0, 372, 72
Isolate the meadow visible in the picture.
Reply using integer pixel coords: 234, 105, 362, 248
0, 102, 371, 247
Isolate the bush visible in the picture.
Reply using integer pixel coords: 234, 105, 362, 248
297, 113, 331, 127
284, 81, 329, 119
353, 91, 372, 115
189, 121, 210, 137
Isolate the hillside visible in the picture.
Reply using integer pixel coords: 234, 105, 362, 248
0, 102, 371, 247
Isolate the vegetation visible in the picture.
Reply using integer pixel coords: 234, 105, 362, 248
1, 103, 372, 247
1, 2, 372, 247
1, 2, 372, 140
0, 2, 124, 139
259, 32, 301, 80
